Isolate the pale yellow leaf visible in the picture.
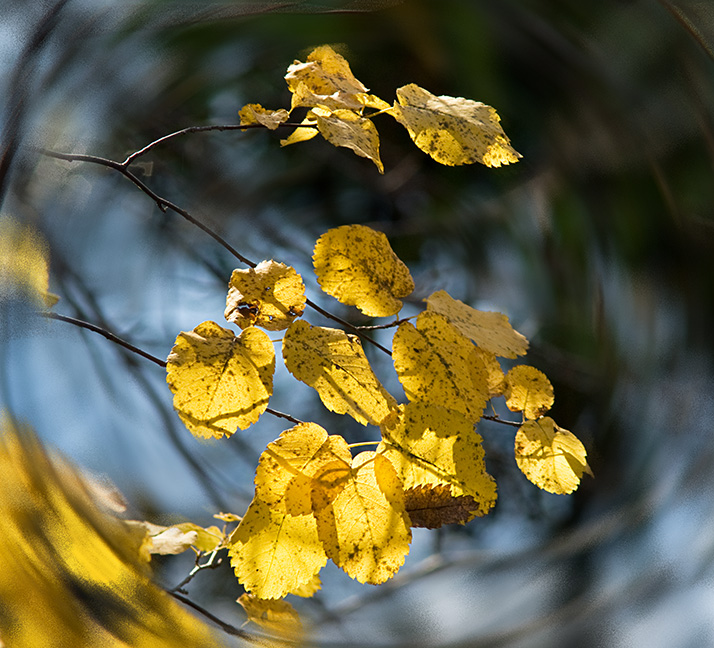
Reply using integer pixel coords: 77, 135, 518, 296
229, 497, 327, 600
474, 347, 506, 397
378, 403, 497, 514
312, 106, 384, 173
313, 224, 414, 317
147, 526, 198, 555
392, 311, 488, 423
515, 417, 592, 494
238, 103, 289, 130
174, 523, 224, 553
425, 290, 528, 358
313, 452, 411, 585
504, 365, 554, 420
283, 320, 397, 426
225, 260, 306, 331
254, 423, 351, 516
389, 83, 521, 167
237, 593, 303, 638
166, 321, 275, 439
289, 573, 322, 598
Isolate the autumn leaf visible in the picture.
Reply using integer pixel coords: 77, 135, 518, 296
237, 593, 303, 638
378, 402, 497, 514
224, 260, 306, 331
425, 289, 528, 358
229, 497, 327, 600
504, 365, 554, 420
313, 452, 411, 585
283, 320, 397, 426
166, 321, 275, 439
238, 103, 289, 130
515, 417, 592, 494
280, 113, 320, 146
389, 83, 521, 167
313, 224, 414, 317
404, 484, 483, 529
474, 347, 506, 397
392, 311, 489, 423
254, 423, 352, 516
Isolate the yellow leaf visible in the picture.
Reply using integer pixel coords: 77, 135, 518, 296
514, 417, 592, 494
229, 497, 327, 600
392, 311, 489, 423
254, 423, 351, 516
175, 523, 224, 552
313, 224, 414, 317
425, 289, 528, 358
313, 452, 411, 585
0, 417, 220, 647
289, 572, 322, 598
378, 403, 497, 514
238, 103, 289, 130
237, 593, 303, 638
504, 365, 554, 420
282, 320, 397, 426
0, 215, 58, 307
474, 347, 506, 397
312, 106, 384, 173
225, 260, 306, 331
389, 83, 521, 167
404, 484, 483, 529
166, 321, 275, 439
280, 113, 319, 146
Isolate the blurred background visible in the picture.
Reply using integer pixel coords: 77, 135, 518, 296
2, 0, 714, 646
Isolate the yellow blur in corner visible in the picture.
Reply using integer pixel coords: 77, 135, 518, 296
0, 414, 221, 648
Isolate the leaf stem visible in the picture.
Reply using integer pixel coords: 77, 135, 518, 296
170, 549, 222, 594
347, 441, 381, 449
482, 414, 522, 428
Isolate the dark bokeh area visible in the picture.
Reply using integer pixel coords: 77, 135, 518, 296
2, 1, 714, 646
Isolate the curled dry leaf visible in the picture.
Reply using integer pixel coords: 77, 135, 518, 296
238, 103, 289, 130
404, 484, 483, 529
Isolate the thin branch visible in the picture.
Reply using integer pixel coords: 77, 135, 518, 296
167, 591, 257, 641
353, 316, 413, 331
265, 408, 304, 425
170, 549, 223, 594
482, 414, 523, 428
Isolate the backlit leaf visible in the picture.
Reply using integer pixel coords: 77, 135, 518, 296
389, 84, 521, 167
313, 224, 414, 317
283, 320, 397, 426
474, 347, 506, 397
166, 321, 275, 439
425, 289, 528, 358
515, 417, 592, 494
237, 593, 303, 638
229, 497, 327, 600
313, 452, 411, 585
254, 423, 351, 516
312, 106, 384, 173
238, 103, 289, 130
289, 573, 322, 598
280, 113, 319, 146
504, 365, 554, 420
224, 260, 306, 331
378, 403, 497, 515
392, 311, 488, 423
404, 484, 483, 529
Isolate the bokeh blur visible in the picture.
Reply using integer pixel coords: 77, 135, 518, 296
2, 0, 714, 646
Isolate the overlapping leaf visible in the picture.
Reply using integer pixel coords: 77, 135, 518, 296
425, 289, 528, 358
389, 84, 521, 167
504, 365, 554, 420
283, 320, 397, 425
515, 417, 592, 494
238, 103, 289, 130
312, 452, 411, 585
313, 224, 414, 317
404, 484, 483, 529
225, 260, 306, 331
392, 311, 489, 423
166, 321, 275, 439
474, 347, 506, 397
378, 403, 497, 515
237, 593, 303, 638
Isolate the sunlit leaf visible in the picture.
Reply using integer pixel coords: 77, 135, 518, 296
378, 403, 497, 514
283, 320, 397, 426
311, 106, 384, 173
313, 452, 411, 585
166, 321, 275, 439
389, 84, 521, 167
238, 103, 289, 130
313, 224, 414, 317
474, 347, 506, 397
392, 311, 489, 423
254, 423, 351, 516
515, 417, 592, 494
229, 497, 327, 600
289, 572, 322, 598
237, 593, 303, 638
279, 114, 319, 146
504, 365, 554, 420
425, 289, 528, 358
404, 484, 483, 529
225, 260, 306, 331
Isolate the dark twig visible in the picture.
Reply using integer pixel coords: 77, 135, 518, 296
482, 414, 523, 428
167, 590, 256, 641
353, 317, 413, 331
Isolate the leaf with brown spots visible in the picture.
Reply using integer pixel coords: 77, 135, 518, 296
237, 593, 303, 638
504, 365, 554, 420
238, 104, 289, 130
404, 484, 483, 529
